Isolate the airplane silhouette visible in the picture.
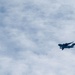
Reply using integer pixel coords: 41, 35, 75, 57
58, 42, 75, 50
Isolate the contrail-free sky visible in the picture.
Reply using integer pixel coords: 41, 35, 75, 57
0, 0, 75, 75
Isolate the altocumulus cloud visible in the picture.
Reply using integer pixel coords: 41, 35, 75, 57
0, 0, 75, 75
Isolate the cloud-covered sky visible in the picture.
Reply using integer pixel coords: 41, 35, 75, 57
0, 0, 75, 75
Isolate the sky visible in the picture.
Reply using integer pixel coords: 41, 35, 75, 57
0, 0, 75, 75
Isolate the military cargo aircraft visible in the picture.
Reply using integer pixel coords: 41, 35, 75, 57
58, 42, 75, 50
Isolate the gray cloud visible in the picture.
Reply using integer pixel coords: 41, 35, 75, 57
0, 0, 75, 75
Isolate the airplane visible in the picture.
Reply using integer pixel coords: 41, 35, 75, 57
58, 42, 75, 50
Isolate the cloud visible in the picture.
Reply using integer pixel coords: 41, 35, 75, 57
0, 0, 75, 75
